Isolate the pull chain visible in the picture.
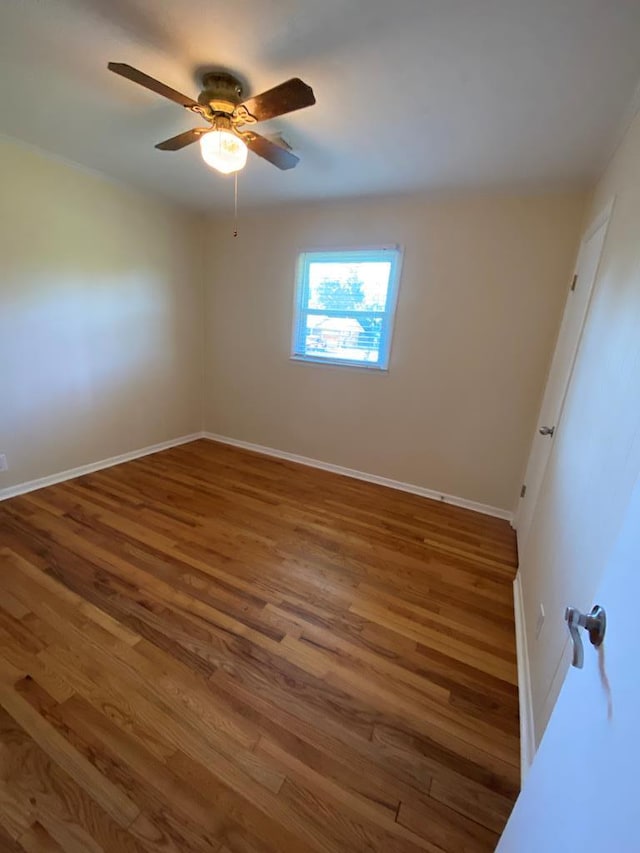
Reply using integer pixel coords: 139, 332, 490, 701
233, 171, 239, 238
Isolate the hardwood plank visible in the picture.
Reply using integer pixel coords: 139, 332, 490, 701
429, 776, 513, 834
0, 591, 31, 622
168, 750, 321, 852
13, 682, 224, 853
255, 737, 436, 851
40, 639, 286, 796
0, 777, 35, 843
0, 675, 140, 829
0, 438, 519, 851
0, 620, 75, 706
396, 798, 499, 852
0, 823, 25, 852
0, 710, 146, 852
16, 821, 65, 853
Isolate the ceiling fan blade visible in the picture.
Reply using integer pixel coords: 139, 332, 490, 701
155, 128, 209, 151
236, 78, 315, 123
245, 133, 300, 170
108, 62, 200, 110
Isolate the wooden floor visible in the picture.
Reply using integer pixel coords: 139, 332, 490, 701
0, 439, 519, 852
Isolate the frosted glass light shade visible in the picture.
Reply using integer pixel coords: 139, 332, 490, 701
200, 130, 248, 174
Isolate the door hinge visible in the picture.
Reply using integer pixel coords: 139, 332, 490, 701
570, 274, 577, 292
520, 484, 527, 498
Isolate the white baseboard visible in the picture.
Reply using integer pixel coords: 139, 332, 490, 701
202, 431, 512, 521
0, 433, 204, 502
513, 571, 535, 786
1, 428, 514, 524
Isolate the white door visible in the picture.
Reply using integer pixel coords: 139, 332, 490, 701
514, 206, 611, 550
498, 470, 640, 852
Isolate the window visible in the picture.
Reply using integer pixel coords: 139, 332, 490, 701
291, 247, 402, 370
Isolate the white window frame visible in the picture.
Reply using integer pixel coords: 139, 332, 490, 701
291, 246, 403, 371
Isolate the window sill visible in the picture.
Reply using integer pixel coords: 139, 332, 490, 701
289, 355, 389, 373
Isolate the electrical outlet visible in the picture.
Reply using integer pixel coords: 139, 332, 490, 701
0, 454, 7, 472
535, 603, 545, 639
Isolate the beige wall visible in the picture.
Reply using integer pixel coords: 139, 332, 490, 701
202, 192, 586, 511
519, 109, 640, 745
0, 140, 589, 516
0, 139, 203, 491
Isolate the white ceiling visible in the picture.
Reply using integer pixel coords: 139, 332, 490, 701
2, 0, 640, 211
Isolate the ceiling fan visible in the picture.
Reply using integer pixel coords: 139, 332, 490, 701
107, 63, 316, 174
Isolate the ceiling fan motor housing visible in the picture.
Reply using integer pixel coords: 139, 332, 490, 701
198, 72, 244, 114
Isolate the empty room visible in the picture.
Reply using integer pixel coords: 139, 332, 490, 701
1, 1, 640, 850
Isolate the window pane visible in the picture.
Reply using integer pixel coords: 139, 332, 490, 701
304, 313, 383, 364
308, 261, 391, 312
293, 249, 401, 370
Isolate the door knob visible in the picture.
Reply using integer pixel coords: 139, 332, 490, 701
539, 425, 555, 436
565, 605, 607, 669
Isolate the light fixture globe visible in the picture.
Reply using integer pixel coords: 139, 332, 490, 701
200, 130, 247, 174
